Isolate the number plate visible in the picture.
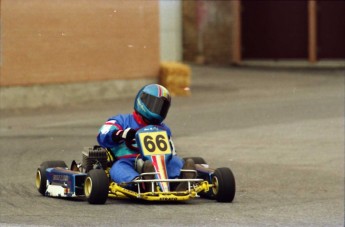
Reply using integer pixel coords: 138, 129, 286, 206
138, 131, 172, 156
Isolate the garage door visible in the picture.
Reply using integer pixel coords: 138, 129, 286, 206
317, 1, 345, 59
241, 0, 308, 59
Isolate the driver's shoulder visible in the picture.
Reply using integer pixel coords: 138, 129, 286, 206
159, 123, 172, 136
107, 113, 133, 124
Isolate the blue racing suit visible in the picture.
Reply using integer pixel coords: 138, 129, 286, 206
97, 111, 184, 183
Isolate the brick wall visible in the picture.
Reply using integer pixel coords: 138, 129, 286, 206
0, 0, 159, 86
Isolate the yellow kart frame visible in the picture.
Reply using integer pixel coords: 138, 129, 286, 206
108, 178, 211, 202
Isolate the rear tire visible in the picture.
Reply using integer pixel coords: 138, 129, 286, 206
211, 167, 236, 202
35, 160, 67, 196
84, 169, 109, 204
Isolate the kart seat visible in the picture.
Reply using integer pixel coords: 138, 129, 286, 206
105, 148, 116, 167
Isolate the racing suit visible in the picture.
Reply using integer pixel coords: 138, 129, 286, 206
97, 111, 184, 183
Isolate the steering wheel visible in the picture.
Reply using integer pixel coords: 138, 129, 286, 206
125, 139, 140, 152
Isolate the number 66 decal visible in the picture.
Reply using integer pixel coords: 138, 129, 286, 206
138, 131, 172, 156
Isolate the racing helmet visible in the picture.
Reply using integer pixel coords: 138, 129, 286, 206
134, 84, 171, 124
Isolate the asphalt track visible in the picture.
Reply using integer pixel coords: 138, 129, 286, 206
0, 65, 344, 226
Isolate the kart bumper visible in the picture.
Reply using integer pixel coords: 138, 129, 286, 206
108, 179, 211, 201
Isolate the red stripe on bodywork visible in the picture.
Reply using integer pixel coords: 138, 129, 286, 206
151, 156, 159, 176
151, 155, 168, 180
116, 154, 139, 160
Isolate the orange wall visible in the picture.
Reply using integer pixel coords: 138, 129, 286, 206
0, 0, 159, 86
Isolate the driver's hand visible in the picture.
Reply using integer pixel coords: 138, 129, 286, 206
111, 128, 136, 143
122, 128, 136, 143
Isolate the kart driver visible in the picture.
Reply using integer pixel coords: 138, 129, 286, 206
97, 84, 195, 191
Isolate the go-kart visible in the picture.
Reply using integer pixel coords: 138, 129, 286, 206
35, 125, 236, 204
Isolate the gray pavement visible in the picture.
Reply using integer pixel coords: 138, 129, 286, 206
0, 65, 344, 226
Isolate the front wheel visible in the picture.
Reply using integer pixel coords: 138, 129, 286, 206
36, 160, 67, 196
84, 169, 109, 204
211, 167, 236, 202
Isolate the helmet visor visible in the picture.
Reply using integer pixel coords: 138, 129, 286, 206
140, 92, 170, 119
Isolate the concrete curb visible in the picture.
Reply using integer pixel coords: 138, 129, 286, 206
0, 78, 155, 110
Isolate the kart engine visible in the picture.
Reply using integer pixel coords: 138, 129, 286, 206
82, 146, 108, 172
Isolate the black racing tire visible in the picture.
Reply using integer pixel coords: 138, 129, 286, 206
183, 157, 207, 164
211, 167, 236, 203
35, 160, 68, 196
84, 169, 109, 204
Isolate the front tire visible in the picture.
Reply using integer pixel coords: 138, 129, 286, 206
36, 160, 67, 196
84, 169, 109, 204
211, 167, 236, 202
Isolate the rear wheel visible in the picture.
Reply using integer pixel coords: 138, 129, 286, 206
211, 167, 236, 202
36, 160, 67, 196
84, 169, 109, 204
